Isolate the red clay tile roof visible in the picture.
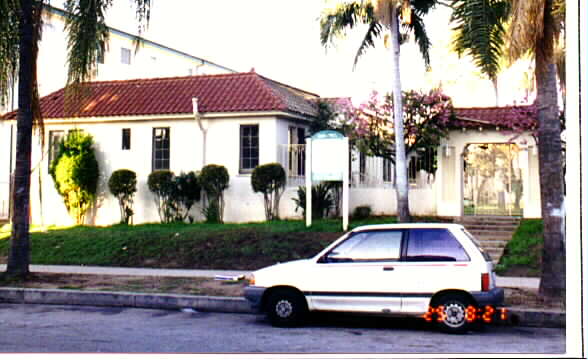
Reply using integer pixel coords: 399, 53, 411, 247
452, 104, 537, 131
2, 72, 320, 120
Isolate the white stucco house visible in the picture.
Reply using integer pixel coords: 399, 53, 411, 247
0, 71, 542, 225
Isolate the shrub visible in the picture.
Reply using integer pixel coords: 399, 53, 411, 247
251, 163, 286, 221
49, 131, 99, 224
148, 170, 175, 223
147, 170, 202, 223
292, 182, 333, 219
108, 169, 137, 224
353, 205, 372, 220
199, 164, 230, 223
171, 171, 201, 223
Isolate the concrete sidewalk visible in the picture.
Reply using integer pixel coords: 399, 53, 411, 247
0, 264, 562, 328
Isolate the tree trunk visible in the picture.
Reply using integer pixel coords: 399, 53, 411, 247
535, 0, 565, 303
6, 0, 34, 278
389, 6, 410, 222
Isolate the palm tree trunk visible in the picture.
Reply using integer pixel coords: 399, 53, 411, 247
6, 0, 34, 278
535, 0, 565, 303
389, 6, 410, 222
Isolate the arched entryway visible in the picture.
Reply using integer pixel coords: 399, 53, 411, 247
463, 143, 524, 216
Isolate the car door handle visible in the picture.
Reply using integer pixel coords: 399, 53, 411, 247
382, 266, 395, 271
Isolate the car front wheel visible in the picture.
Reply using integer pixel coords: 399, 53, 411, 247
266, 289, 307, 327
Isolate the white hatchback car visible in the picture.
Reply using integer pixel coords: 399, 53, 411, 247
244, 223, 505, 333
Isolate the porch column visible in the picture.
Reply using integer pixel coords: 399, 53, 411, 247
436, 143, 461, 217
524, 146, 542, 218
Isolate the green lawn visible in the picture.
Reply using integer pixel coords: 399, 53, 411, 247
0, 218, 400, 270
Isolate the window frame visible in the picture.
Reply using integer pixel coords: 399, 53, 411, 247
48, 130, 65, 172
120, 47, 131, 65
122, 128, 131, 150
239, 124, 259, 174
97, 40, 106, 64
152, 127, 170, 171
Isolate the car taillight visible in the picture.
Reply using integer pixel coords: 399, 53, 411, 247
481, 273, 490, 291
245, 274, 255, 286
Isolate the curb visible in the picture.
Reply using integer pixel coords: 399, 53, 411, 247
0, 288, 254, 314
0, 288, 564, 328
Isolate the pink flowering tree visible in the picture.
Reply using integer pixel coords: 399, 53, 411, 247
335, 89, 454, 173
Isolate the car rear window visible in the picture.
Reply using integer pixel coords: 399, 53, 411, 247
405, 229, 470, 262
461, 228, 493, 262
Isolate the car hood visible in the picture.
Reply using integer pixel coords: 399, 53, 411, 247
252, 259, 315, 285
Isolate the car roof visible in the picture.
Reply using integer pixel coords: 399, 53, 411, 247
350, 223, 464, 232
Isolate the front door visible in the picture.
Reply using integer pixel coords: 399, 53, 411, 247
463, 143, 524, 216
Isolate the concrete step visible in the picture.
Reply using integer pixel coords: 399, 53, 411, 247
463, 224, 519, 232
457, 216, 520, 225
480, 243, 505, 251
468, 231, 515, 240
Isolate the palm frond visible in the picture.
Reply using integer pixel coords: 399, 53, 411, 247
320, 1, 375, 47
353, 21, 383, 68
402, 11, 432, 69
63, 0, 151, 86
449, 0, 509, 80
63, 0, 111, 85
0, 0, 20, 109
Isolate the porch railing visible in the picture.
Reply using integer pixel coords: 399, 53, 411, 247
277, 144, 436, 189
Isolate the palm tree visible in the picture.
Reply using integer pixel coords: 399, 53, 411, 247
320, 0, 438, 222
0, 0, 152, 278
450, 0, 565, 303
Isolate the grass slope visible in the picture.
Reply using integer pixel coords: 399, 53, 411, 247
0, 218, 400, 270
495, 219, 543, 277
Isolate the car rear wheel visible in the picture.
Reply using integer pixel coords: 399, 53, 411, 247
266, 289, 307, 327
434, 294, 473, 334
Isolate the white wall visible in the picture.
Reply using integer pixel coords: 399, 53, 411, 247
25, 115, 304, 226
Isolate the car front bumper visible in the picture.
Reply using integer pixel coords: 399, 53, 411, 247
471, 287, 505, 307
244, 286, 267, 312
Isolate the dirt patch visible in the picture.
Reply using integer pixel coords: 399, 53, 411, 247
0, 273, 245, 297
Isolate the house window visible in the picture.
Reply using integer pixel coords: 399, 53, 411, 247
152, 127, 170, 171
121, 47, 131, 65
122, 128, 131, 150
383, 158, 392, 182
288, 126, 306, 176
240, 124, 259, 173
97, 40, 105, 64
48, 130, 65, 171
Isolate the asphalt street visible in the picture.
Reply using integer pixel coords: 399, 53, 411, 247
0, 303, 565, 354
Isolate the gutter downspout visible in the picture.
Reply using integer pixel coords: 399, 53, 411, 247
192, 98, 207, 168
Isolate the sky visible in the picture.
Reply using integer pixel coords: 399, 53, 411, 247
102, 0, 530, 107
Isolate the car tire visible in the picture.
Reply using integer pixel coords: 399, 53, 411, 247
434, 293, 473, 334
266, 289, 307, 327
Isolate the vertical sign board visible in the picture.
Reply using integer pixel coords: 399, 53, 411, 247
305, 130, 349, 231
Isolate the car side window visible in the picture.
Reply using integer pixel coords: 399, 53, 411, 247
405, 229, 470, 262
326, 230, 402, 262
